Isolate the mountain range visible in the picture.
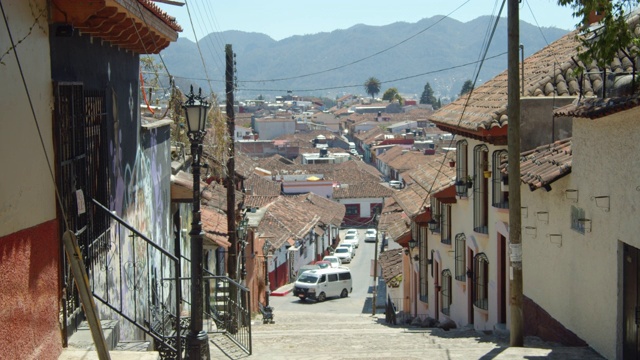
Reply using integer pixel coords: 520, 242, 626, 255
157, 15, 570, 101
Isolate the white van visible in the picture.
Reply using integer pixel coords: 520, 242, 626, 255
293, 268, 352, 302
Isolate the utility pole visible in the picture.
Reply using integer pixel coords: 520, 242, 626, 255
508, 0, 523, 347
225, 44, 237, 280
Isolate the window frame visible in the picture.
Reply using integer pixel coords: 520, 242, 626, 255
454, 233, 466, 281
441, 269, 452, 315
345, 204, 360, 216
473, 144, 489, 234
419, 225, 428, 303
440, 203, 451, 245
491, 150, 509, 209
473, 253, 489, 310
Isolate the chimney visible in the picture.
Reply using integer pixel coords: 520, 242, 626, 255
587, 10, 605, 25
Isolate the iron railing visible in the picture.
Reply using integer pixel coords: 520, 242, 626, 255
202, 271, 252, 355
89, 199, 185, 359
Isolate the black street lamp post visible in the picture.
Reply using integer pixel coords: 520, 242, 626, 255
237, 218, 248, 281
183, 86, 211, 360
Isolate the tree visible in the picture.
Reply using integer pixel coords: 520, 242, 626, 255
459, 80, 474, 97
364, 77, 381, 99
382, 87, 403, 104
419, 82, 437, 106
557, 0, 640, 68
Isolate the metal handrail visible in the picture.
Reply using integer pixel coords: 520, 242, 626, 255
89, 199, 183, 359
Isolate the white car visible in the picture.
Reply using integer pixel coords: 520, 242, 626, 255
345, 228, 358, 237
365, 228, 377, 242
343, 233, 359, 248
338, 243, 356, 258
333, 247, 352, 263
322, 255, 342, 268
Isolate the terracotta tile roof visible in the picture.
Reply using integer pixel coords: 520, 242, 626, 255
519, 138, 572, 191
257, 197, 321, 249
354, 126, 385, 144
394, 154, 456, 217
201, 181, 244, 213
290, 192, 346, 227
244, 195, 279, 209
429, 30, 585, 133
235, 151, 258, 179
335, 160, 383, 181
332, 180, 394, 200
386, 150, 439, 175
379, 248, 404, 288
379, 197, 411, 242
554, 95, 640, 119
244, 173, 282, 196
138, 0, 183, 32
201, 207, 231, 248
376, 146, 405, 163
274, 130, 338, 143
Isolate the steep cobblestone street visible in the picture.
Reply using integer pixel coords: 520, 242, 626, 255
208, 310, 604, 359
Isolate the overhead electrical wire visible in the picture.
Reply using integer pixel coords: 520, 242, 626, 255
238, 0, 473, 84
417, 0, 507, 213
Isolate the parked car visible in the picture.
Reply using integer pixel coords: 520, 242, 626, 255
322, 256, 342, 268
314, 260, 331, 269
365, 228, 377, 242
293, 267, 352, 302
333, 247, 352, 263
343, 234, 359, 248
389, 180, 403, 189
338, 243, 356, 258
345, 228, 358, 237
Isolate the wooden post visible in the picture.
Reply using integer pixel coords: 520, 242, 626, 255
508, 0, 523, 347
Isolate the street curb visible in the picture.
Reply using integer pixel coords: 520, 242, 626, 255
270, 289, 292, 296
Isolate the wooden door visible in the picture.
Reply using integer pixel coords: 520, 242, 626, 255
623, 243, 640, 359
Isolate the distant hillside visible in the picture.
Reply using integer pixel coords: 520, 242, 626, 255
158, 15, 569, 100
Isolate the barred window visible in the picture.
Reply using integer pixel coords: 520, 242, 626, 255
440, 203, 451, 245
454, 233, 466, 281
473, 145, 489, 234
441, 270, 452, 315
456, 140, 468, 183
419, 225, 428, 303
491, 150, 509, 209
473, 253, 489, 310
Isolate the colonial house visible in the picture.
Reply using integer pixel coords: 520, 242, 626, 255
518, 93, 640, 359
0, 0, 182, 358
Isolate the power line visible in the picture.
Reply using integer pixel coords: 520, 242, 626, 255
237, 0, 473, 84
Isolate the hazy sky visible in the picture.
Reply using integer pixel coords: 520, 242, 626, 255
157, 0, 579, 42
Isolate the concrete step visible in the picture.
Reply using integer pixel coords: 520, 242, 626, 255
58, 349, 159, 360
68, 320, 119, 351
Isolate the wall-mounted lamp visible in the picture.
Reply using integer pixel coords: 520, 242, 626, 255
428, 218, 438, 233
521, 207, 528, 218
591, 196, 610, 212
524, 226, 537, 238
565, 189, 578, 202
577, 218, 592, 233
536, 211, 549, 224
408, 238, 418, 249
547, 234, 562, 247
542, 184, 552, 192
455, 180, 467, 198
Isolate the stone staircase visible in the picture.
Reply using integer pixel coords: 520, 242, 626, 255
58, 320, 159, 360
208, 310, 606, 359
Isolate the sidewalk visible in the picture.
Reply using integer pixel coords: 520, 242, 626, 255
270, 283, 294, 296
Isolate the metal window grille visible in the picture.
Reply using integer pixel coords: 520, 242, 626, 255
473, 253, 489, 310
419, 226, 428, 303
491, 150, 509, 209
456, 140, 468, 183
473, 145, 489, 234
441, 270, 452, 315
454, 233, 466, 281
440, 203, 451, 244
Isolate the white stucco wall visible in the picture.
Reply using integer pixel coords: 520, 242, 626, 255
432, 137, 510, 331
0, 0, 54, 237
522, 110, 640, 360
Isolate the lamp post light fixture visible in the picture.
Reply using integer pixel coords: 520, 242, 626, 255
428, 218, 439, 233
183, 85, 211, 360
408, 238, 417, 249
262, 240, 271, 309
